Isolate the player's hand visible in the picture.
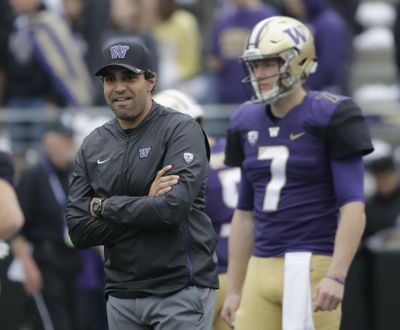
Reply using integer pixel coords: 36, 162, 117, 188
148, 165, 179, 197
221, 292, 241, 328
312, 276, 344, 312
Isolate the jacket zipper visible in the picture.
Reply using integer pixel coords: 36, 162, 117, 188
183, 220, 193, 285
121, 135, 131, 194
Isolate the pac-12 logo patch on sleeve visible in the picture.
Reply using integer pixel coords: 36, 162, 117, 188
183, 152, 194, 164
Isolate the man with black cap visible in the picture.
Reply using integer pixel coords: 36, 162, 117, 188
66, 40, 218, 329
364, 150, 400, 240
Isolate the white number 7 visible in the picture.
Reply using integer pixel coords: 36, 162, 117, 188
258, 146, 289, 211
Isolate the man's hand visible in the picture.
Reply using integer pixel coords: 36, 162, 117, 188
148, 165, 179, 197
221, 292, 241, 328
23, 259, 43, 294
313, 276, 344, 312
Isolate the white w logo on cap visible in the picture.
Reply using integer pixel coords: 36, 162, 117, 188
110, 45, 130, 59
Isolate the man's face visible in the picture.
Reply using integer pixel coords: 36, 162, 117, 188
43, 132, 76, 169
250, 58, 282, 94
102, 67, 156, 129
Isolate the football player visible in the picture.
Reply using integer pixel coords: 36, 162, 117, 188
221, 16, 374, 330
154, 89, 240, 330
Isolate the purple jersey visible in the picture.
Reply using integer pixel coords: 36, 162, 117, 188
205, 139, 240, 273
225, 91, 373, 257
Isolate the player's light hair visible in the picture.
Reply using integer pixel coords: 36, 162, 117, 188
153, 89, 204, 120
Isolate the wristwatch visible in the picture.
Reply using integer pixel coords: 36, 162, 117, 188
92, 198, 105, 217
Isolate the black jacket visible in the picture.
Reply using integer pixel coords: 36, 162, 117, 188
66, 102, 219, 298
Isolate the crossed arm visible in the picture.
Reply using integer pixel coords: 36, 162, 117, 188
89, 165, 179, 217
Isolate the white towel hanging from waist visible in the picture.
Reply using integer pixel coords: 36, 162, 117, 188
282, 252, 315, 330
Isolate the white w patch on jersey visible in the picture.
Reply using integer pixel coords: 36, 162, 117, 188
183, 152, 194, 164
268, 127, 280, 138
247, 130, 259, 146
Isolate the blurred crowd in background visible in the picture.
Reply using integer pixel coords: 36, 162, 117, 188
0, 0, 385, 165
1, 0, 400, 329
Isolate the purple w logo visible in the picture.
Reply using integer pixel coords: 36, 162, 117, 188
110, 45, 130, 59
283, 27, 307, 45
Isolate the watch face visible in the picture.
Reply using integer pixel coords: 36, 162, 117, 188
93, 200, 101, 215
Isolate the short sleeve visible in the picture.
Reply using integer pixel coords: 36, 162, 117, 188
325, 99, 374, 160
237, 169, 254, 210
224, 129, 244, 167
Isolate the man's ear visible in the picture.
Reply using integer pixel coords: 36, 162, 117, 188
147, 73, 157, 93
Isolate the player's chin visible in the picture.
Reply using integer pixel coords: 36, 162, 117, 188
259, 84, 273, 92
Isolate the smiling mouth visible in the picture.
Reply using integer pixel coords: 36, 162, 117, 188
112, 97, 132, 106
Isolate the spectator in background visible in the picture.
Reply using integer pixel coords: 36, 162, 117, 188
393, 2, 400, 89
10, 121, 81, 330
0, 0, 93, 155
0, 150, 24, 240
62, 0, 110, 84
359, 141, 400, 330
329, 0, 362, 36
329, 0, 362, 96
152, 0, 202, 92
0, 0, 14, 106
364, 152, 400, 240
283, 0, 350, 95
206, 0, 278, 104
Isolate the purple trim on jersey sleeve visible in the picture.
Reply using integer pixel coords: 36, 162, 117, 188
237, 169, 254, 210
331, 154, 365, 207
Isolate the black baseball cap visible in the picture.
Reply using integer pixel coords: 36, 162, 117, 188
368, 156, 396, 174
95, 40, 154, 76
42, 120, 74, 137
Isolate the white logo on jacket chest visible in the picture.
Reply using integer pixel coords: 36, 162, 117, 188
139, 147, 152, 159
97, 158, 110, 164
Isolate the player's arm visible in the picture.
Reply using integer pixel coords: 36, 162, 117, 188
0, 151, 24, 240
0, 178, 24, 240
313, 154, 366, 312
313, 201, 365, 312
222, 164, 254, 327
100, 119, 209, 229
313, 99, 373, 311
221, 208, 254, 327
